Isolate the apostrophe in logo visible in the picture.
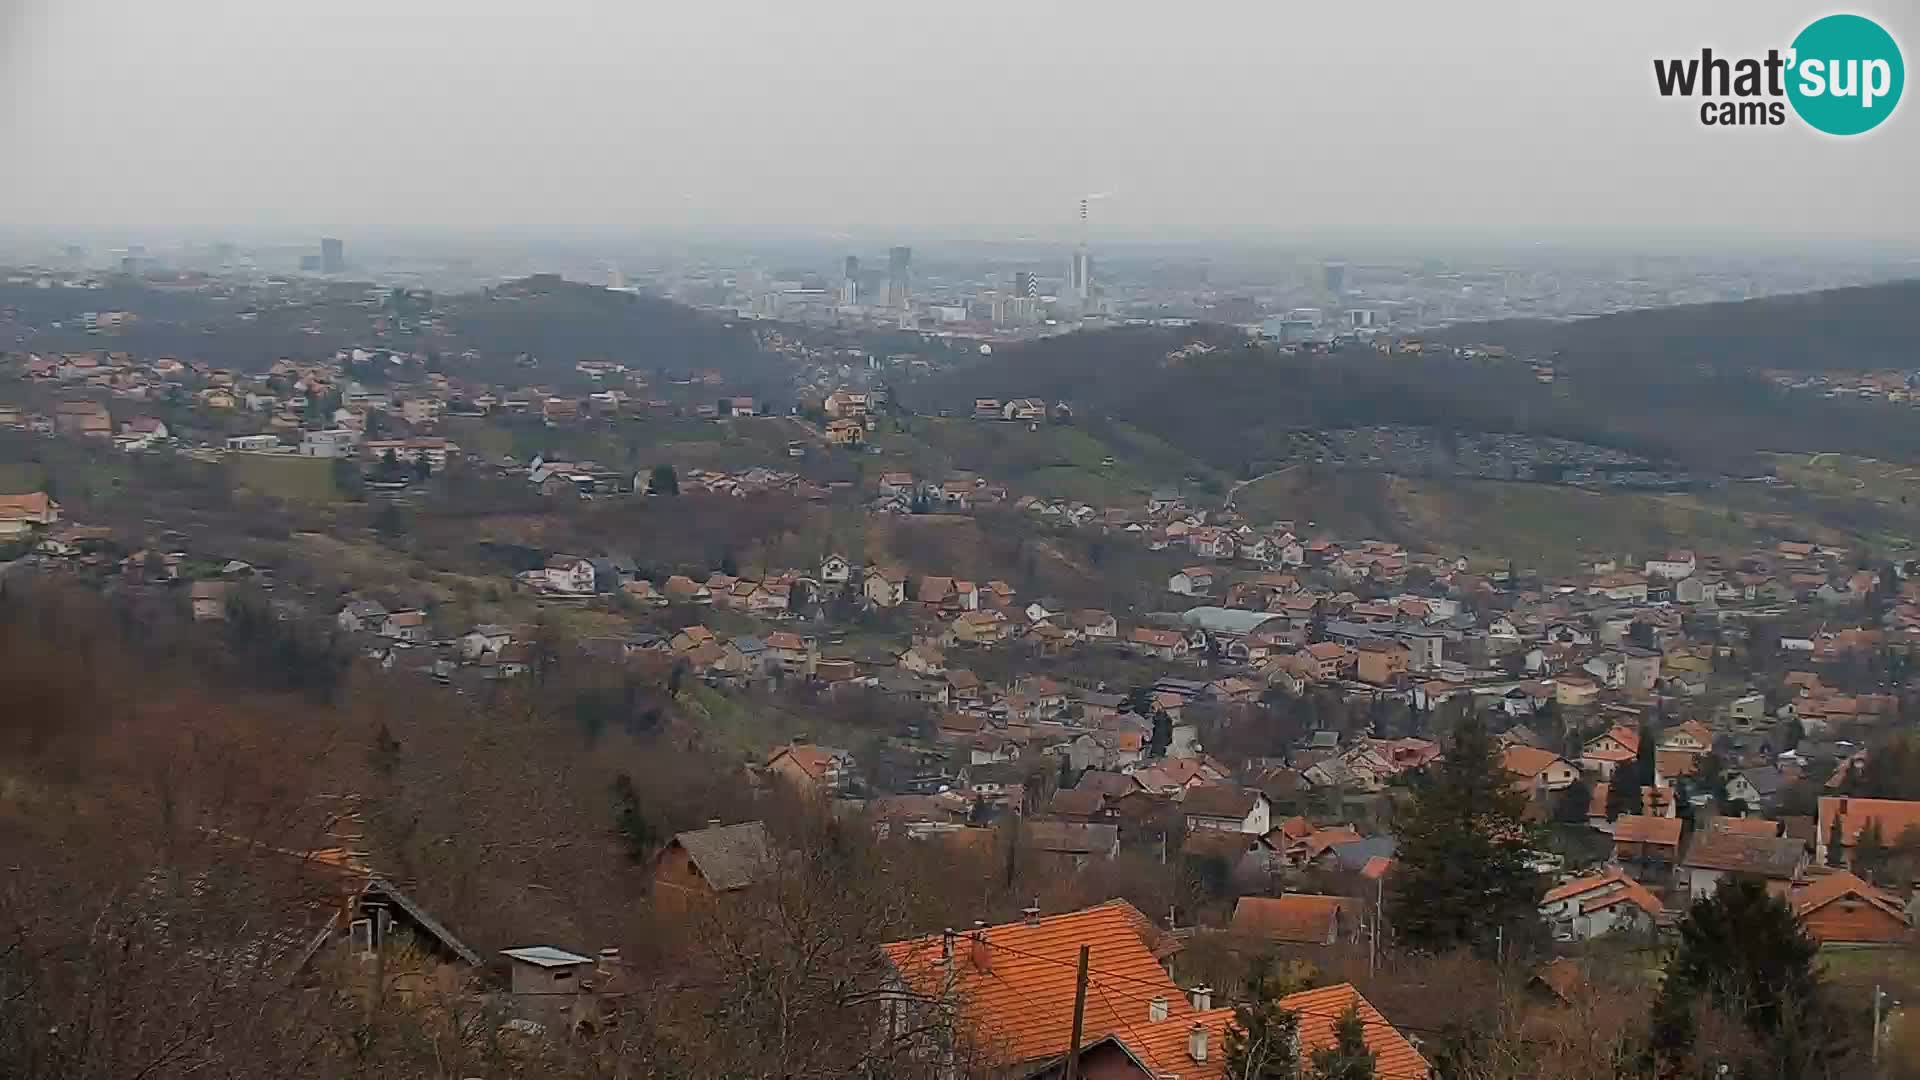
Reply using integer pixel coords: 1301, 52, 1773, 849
1787, 14, 1903, 135
1653, 13, 1903, 134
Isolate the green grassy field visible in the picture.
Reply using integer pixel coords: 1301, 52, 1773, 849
1231, 465, 1768, 570
872, 418, 1216, 506
224, 454, 337, 501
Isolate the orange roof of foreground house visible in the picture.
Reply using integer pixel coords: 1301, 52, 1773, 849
884, 898, 1428, 1080
881, 900, 1195, 1069
1230, 894, 1352, 944
1277, 984, 1429, 1080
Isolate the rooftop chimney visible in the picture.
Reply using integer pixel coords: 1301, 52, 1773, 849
1188, 1023, 1209, 1062
939, 928, 955, 965
1150, 996, 1169, 1023
707, 817, 723, 828
1188, 985, 1213, 1011
1022, 903, 1042, 927
970, 930, 992, 973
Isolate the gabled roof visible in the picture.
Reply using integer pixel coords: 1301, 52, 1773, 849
1230, 894, 1351, 943
1613, 814, 1683, 847
668, 821, 774, 891
1680, 831, 1804, 878
1580, 879, 1664, 918
885, 902, 1423, 1079
1542, 868, 1630, 905
1180, 783, 1262, 820
1793, 870, 1907, 923
1818, 797, 1920, 848
1501, 745, 1569, 779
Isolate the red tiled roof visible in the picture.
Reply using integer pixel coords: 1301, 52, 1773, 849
1613, 814, 1682, 847
1819, 797, 1920, 849
1231, 894, 1351, 944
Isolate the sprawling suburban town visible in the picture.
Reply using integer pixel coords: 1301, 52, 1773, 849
6, 245, 1920, 1078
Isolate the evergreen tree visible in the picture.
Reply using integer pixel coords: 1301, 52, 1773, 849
1223, 954, 1301, 1080
1306, 1003, 1375, 1080
610, 772, 655, 860
1826, 814, 1847, 868
1147, 709, 1173, 759
1386, 711, 1545, 955
649, 463, 679, 495
1854, 818, 1888, 881
1649, 878, 1834, 1075
1553, 777, 1592, 824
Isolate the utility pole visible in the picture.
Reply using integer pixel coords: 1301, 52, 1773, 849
1064, 945, 1091, 1080
1873, 984, 1885, 1068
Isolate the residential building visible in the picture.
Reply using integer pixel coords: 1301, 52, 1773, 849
880, 902, 1429, 1080
1816, 796, 1920, 867
0, 492, 61, 538
544, 555, 596, 595
1678, 831, 1807, 900
766, 743, 855, 796
1791, 870, 1911, 946
1180, 785, 1272, 834
650, 820, 775, 910
1229, 894, 1356, 947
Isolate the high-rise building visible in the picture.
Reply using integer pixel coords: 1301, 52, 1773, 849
886, 246, 912, 308
1068, 248, 1093, 304
321, 236, 345, 274
1014, 271, 1037, 298
1323, 260, 1346, 295
841, 256, 862, 305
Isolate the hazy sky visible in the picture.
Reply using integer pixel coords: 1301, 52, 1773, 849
1, 0, 1914, 238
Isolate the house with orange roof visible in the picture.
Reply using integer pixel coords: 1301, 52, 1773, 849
0, 491, 61, 537
1229, 894, 1356, 947
1612, 814, 1683, 879
1659, 719, 1714, 756
1791, 870, 1911, 946
1538, 868, 1663, 940
1816, 796, 1920, 868
1580, 724, 1641, 780
1501, 745, 1579, 796
765, 743, 855, 796
883, 901, 1428, 1080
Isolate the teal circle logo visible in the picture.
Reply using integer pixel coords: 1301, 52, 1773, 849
1787, 14, 1903, 135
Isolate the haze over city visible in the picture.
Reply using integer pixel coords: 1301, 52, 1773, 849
3, 0, 1916, 245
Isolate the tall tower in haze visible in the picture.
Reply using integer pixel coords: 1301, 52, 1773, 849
886, 246, 911, 308
842, 255, 861, 305
320, 237, 344, 274
1069, 196, 1099, 307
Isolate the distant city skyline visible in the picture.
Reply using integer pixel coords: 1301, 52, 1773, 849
1, 0, 1915, 241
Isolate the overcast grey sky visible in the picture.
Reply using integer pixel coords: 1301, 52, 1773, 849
1, 0, 1913, 238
